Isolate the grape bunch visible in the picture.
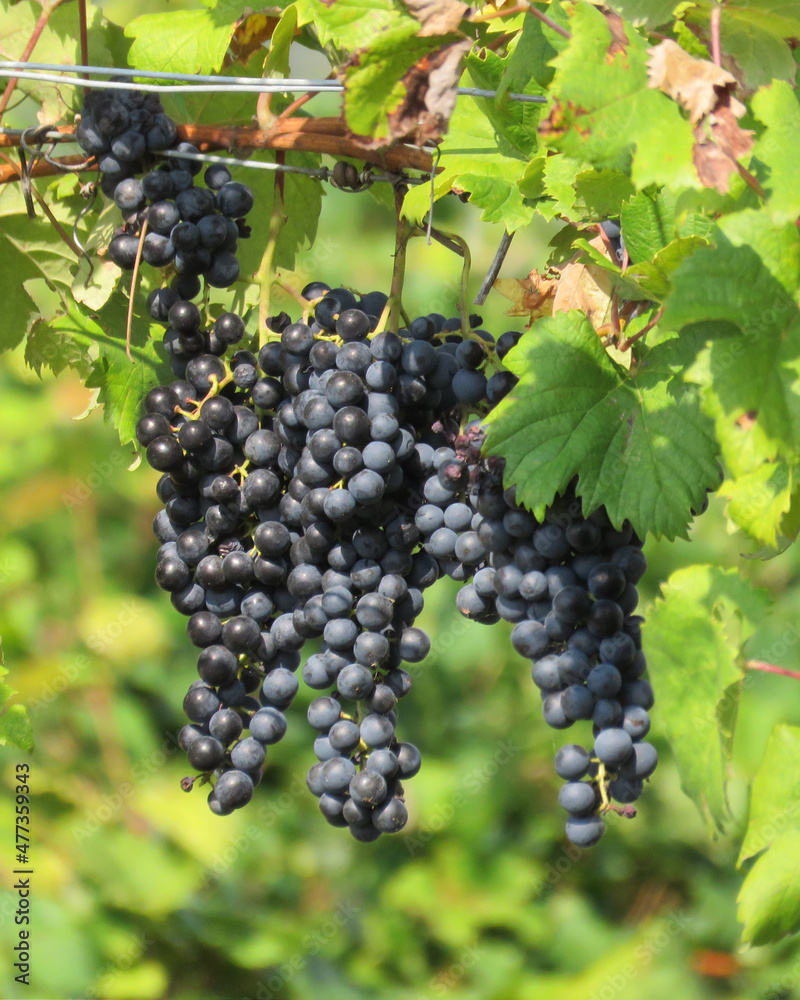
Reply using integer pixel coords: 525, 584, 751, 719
139, 279, 656, 846
420, 440, 655, 848
76, 86, 252, 292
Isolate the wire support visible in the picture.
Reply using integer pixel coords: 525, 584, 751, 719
158, 147, 428, 186
0, 61, 548, 103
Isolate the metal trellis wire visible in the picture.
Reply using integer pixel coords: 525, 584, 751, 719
0, 61, 549, 104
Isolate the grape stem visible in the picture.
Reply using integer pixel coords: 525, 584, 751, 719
125, 216, 149, 363
745, 660, 800, 682
596, 761, 611, 811
617, 307, 663, 352
257, 167, 287, 350
386, 189, 413, 335
710, 5, 722, 67
469, 2, 571, 38
273, 278, 308, 311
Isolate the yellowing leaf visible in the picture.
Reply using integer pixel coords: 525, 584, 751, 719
552, 236, 615, 334
229, 12, 284, 64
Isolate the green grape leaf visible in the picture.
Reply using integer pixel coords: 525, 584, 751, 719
720, 462, 794, 549
402, 76, 535, 232
125, 0, 252, 75
608, 0, 676, 27
464, 50, 543, 160
276, 166, 323, 270
263, 3, 298, 77
645, 566, 769, 834
626, 236, 710, 300
542, 2, 697, 190
295, 0, 409, 50
0, 200, 82, 352
740, 725, 800, 863
71, 260, 121, 313
682, 1, 800, 91
452, 171, 534, 230
573, 169, 636, 221
542, 154, 586, 221
687, 287, 800, 550
162, 74, 267, 129
48, 303, 170, 447
0, 703, 33, 754
619, 189, 676, 264
0, 1, 114, 118
663, 239, 800, 457
721, 20, 795, 90
499, 5, 570, 93
0, 660, 33, 753
721, 0, 800, 35
86, 352, 165, 451
574, 233, 710, 303
716, 209, 800, 293
751, 81, 800, 224
25, 317, 95, 379
738, 833, 800, 946
517, 156, 546, 200
482, 310, 720, 539
221, 152, 322, 281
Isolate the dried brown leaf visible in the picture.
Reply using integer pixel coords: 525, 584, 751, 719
604, 8, 629, 60
401, 0, 471, 36
493, 273, 559, 322
382, 37, 471, 145
647, 38, 745, 123
693, 100, 755, 193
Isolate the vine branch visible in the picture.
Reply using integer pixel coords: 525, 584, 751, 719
0, 119, 436, 186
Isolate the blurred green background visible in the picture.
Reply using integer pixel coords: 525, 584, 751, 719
3, 63, 800, 1000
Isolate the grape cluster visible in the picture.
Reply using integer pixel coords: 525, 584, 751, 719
140, 282, 520, 836
140, 279, 656, 846
433, 446, 655, 847
76, 86, 252, 292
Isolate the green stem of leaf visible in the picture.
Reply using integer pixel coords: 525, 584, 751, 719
389, 188, 412, 335
618, 307, 663, 352
126, 217, 149, 363
257, 177, 287, 351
